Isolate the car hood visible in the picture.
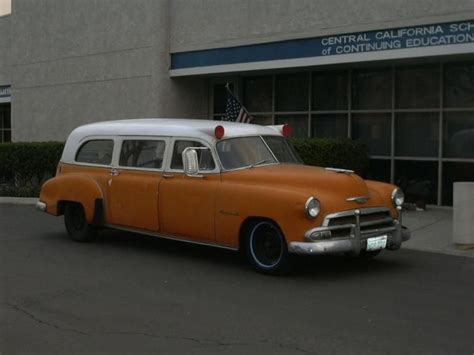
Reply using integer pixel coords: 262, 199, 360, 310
222, 164, 390, 211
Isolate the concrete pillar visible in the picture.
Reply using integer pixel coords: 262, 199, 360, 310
453, 182, 474, 248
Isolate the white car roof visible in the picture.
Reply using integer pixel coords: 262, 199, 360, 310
61, 118, 284, 163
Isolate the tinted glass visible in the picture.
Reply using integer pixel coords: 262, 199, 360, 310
396, 65, 439, 108
3, 130, 11, 142
367, 159, 391, 183
119, 140, 166, 169
395, 113, 439, 157
275, 115, 308, 138
352, 68, 391, 109
171, 140, 215, 171
76, 140, 114, 165
244, 76, 273, 112
312, 71, 348, 110
444, 62, 474, 108
352, 113, 391, 155
443, 112, 474, 158
395, 160, 438, 205
312, 114, 348, 138
213, 83, 233, 114
442, 162, 474, 205
251, 115, 273, 126
275, 73, 309, 111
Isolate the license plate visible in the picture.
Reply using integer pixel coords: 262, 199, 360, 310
366, 235, 387, 251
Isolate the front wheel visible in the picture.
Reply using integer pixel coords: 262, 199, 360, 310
64, 203, 96, 242
245, 220, 290, 274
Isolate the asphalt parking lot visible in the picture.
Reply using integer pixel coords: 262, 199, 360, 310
1, 204, 473, 355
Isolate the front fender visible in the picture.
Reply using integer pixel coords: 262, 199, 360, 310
39, 174, 104, 223
216, 183, 316, 248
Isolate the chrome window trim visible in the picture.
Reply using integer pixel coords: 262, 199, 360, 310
115, 136, 170, 172
74, 136, 116, 167
215, 134, 302, 172
165, 136, 221, 174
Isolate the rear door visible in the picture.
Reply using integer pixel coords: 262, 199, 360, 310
106, 137, 170, 232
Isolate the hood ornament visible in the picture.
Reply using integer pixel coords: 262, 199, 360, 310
346, 196, 370, 204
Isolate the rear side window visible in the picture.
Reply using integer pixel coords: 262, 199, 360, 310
119, 140, 166, 169
171, 140, 215, 171
76, 139, 114, 165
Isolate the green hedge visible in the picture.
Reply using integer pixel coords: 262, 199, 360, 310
0, 142, 64, 197
0, 139, 368, 197
290, 138, 369, 175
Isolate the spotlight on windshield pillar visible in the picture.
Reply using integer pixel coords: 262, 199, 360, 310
215, 125, 225, 139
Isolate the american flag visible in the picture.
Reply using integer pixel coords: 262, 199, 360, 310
224, 86, 253, 123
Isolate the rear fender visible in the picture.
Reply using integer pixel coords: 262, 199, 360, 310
40, 174, 104, 224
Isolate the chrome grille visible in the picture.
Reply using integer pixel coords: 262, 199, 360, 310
325, 208, 395, 239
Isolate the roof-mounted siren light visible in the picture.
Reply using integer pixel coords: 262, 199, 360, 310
267, 123, 293, 138
215, 125, 225, 139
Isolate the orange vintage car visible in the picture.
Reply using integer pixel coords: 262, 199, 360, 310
37, 119, 410, 273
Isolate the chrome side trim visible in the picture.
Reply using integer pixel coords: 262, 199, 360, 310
346, 196, 370, 203
325, 167, 354, 174
103, 224, 239, 251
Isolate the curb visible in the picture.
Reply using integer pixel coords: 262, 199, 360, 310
402, 245, 474, 258
0, 197, 38, 205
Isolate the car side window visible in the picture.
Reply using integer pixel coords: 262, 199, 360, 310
170, 140, 216, 171
76, 139, 114, 165
119, 140, 166, 169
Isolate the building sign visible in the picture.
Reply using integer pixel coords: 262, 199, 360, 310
170, 20, 474, 76
0, 85, 11, 98
320, 22, 473, 56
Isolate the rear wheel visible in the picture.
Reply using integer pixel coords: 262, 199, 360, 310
64, 203, 96, 242
245, 220, 289, 274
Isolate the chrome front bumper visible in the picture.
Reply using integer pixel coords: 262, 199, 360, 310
36, 200, 47, 212
288, 207, 411, 255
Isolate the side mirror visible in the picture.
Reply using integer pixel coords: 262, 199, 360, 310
182, 148, 200, 176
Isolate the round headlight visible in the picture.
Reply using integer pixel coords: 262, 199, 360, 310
392, 188, 405, 207
305, 197, 320, 219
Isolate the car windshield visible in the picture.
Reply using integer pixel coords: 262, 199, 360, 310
216, 135, 302, 170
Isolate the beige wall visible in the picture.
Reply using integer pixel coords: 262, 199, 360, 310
10, 0, 208, 142
0, 14, 10, 85
170, 0, 474, 52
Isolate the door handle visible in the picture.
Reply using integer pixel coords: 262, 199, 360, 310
163, 173, 175, 179
110, 168, 120, 176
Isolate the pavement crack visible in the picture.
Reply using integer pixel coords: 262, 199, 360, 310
1, 302, 88, 335
411, 217, 449, 233
1, 302, 314, 353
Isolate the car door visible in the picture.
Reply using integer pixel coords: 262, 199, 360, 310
106, 137, 169, 232
158, 138, 219, 243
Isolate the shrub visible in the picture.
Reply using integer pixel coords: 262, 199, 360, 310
0, 139, 369, 197
0, 142, 64, 197
290, 138, 369, 175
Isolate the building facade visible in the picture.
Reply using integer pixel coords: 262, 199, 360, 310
0, 0, 473, 205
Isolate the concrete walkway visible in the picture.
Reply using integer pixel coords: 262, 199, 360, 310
1, 197, 473, 258
403, 208, 474, 258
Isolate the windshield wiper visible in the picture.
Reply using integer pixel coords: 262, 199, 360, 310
248, 159, 272, 169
